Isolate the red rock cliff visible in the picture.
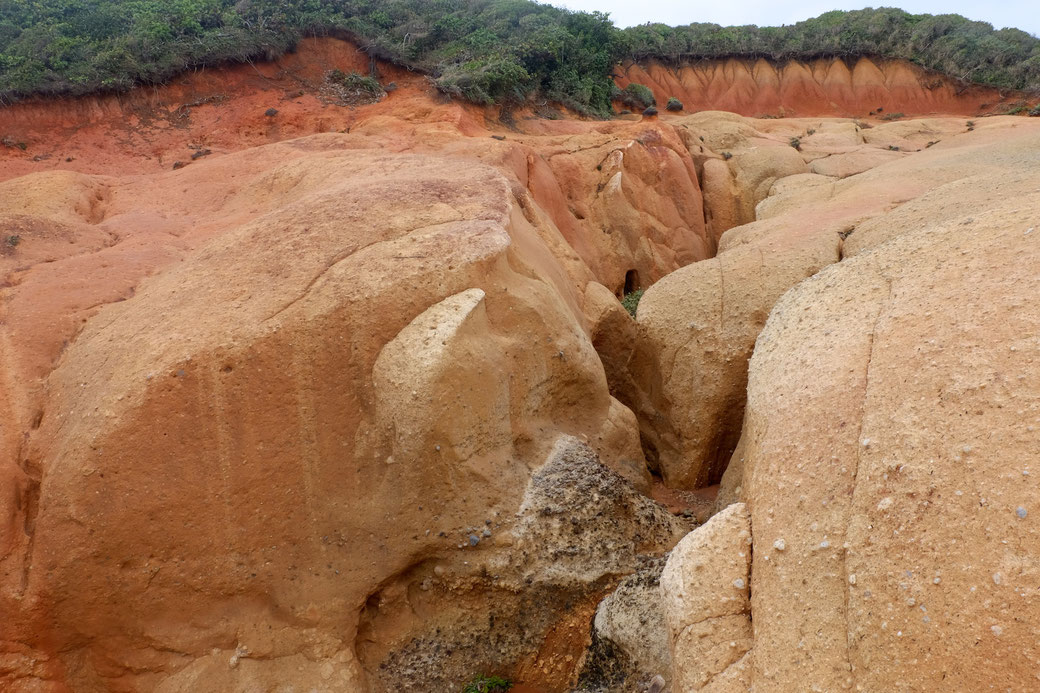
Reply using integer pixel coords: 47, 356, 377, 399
616, 56, 1019, 117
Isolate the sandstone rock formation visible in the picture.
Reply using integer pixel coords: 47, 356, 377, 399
3, 33, 1039, 693
633, 115, 1040, 492
661, 503, 752, 692
680, 120, 1040, 690
0, 41, 722, 687
577, 557, 671, 691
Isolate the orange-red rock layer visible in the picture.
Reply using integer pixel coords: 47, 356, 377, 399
616, 57, 1020, 117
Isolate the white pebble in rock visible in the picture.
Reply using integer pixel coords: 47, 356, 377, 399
773, 538, 786, 551
468, 534, 480, 546
848, 574, 857, 585
993, 573, 1002, 585
991, 625, 1003, 636
1017, 507, 1028, 519
733, 578, 746, 589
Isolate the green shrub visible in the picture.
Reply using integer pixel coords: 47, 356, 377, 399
880, 112, 905, 121
328, 70, 381, 94
463, 675, 512, 693
665, 96, 683, 111
1030, 105, 1040, 117
617, 82, 655, 108
621, 289, 644, 317
788, 136, 801, 150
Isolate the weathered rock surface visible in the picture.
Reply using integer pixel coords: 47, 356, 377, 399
696, 122, 1040, 690
660, 503, 751, 692
0, 131, 691, 691
367, 436, 690, 691
0, 44, 726, 686
576, 557, 670, 691
617, 56, 1020, 118
634, 116, 1040, 492
3, 34, 1039, 693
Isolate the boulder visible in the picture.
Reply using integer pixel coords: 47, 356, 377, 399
578, 558, 671, 691
660, 503, 752, 691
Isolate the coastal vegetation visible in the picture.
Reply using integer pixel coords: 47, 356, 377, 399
1, 1, 1037, 114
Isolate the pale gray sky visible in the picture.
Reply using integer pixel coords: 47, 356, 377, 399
554, 1, 1040, 36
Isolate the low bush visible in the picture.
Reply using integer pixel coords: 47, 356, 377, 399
615, 82, 655, 108
665, 96, 683, 111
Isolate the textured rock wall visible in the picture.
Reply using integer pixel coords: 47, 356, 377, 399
660, 119, 1040, 690
617, 56, 1020, 118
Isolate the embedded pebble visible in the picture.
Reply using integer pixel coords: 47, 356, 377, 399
733, 578, 745, 589
848, 574, 857, 585
468, 534, 480, 546
773, 538, 786, 551
1017, 506, 1028, 519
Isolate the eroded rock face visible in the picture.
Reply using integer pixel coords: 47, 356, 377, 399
0, 139, 672, 691
690, 122, 1040, 690
616, 56, 1018, 118
633, 116, 1040, 492
364, 436, 690, 691
660, 503, 751, 692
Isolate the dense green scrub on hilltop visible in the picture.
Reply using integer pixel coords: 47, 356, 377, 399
0, 1, 1037, 114
0, 0, 626, 114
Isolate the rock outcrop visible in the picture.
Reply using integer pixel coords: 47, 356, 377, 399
673, 119, 1040, 690
633, 116, 1040, 492
3, 33, 1040, 693
661, 503, 752, 692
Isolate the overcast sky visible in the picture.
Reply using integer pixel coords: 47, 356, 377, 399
553, 1, 1040, 36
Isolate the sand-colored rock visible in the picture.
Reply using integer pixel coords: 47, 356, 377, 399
369, 436, 689, 691
3, 32, 1039, 693
635, 116, 1040, 493
580, 558, 671, 690
661, 503, 752, 691
702, 124, 1040, 690
809, 146, 905, 178
633, 229, 837, 488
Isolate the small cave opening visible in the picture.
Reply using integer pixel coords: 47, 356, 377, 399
623, 269, 641, 295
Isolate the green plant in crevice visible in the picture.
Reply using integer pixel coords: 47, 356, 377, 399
462, 674, 512, 693
621, 289, 644, 318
